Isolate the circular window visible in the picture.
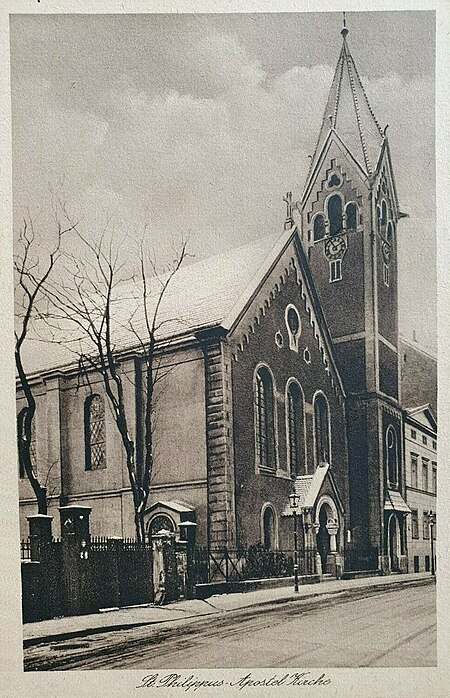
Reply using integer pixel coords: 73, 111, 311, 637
287, 307, 300, 335
274, 331, 284, 348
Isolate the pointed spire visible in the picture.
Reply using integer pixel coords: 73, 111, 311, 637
306, 18, 385, 183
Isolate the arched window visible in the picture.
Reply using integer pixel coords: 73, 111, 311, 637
386, 221, 394, 247
149, 514, 175, 537
262, 505, 276, 550
314, 393, 330, 465
17, 407, 36, 478
286, 381, 305, 476
255, 366, 276, 470
380, 200, 388, 227
85, 394, 106, 471
313, 214, 326, 241
328, 195, 343, 236
346, 202, 358, 230
386, 425, 398, 488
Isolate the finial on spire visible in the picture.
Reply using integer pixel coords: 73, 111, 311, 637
341, 11, 349, 38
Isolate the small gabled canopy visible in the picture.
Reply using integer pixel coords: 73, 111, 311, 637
144, 500, 194, 517
304, 23, 385, 197
405, 403, 437, 433
281, 462, 344, 517
385, 490, 411, 515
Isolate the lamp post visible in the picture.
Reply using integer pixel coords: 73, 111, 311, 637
427, 511, 436, 576
289, 491, 300, 592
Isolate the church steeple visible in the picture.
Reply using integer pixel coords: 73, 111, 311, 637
307, 20, 386, 182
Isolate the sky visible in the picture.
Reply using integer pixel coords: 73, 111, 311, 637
10, 11, 436, 353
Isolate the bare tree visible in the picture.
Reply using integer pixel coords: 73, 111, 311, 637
42, 224, 188, 543
14, 215, 74, 514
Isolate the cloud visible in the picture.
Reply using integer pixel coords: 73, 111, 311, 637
11, 16, 436, 351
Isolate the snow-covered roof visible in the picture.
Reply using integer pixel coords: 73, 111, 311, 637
20, 234, 278, 376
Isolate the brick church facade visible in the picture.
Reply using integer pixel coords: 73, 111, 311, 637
17, 27, 436, 576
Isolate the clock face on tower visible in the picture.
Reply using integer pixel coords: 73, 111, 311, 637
325, 235, 347, 260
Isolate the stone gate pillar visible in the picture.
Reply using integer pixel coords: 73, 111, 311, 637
27, 514, 53, 561
59, 505, 94, 616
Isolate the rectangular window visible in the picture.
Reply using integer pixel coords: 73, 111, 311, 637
383, 263, 390, 287
410, 429, 416, 440
422, 435, 427, 445
425, 555, 430, 572
413, 556, 420, 573
423, 512, 430, 540
411, 509, 419, 539
432, 463, 437, 495
422, 458, 429, 491
432, 439, 436, 450
410, 454, 418, 489
329, 259, 342, 282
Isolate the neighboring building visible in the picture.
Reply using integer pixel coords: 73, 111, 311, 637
404, 405, 437, 573
400, 338, 437, 414
17, 25, 436, 577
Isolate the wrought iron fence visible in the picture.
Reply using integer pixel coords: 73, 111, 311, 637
20, 534, 153, 622
21, 538, 32, 560
195, 545, 317, 584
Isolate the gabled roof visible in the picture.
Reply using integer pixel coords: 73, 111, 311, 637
405, 404, 437, 433
20, 235, 277, 375
304, 26, 385, 195
282, 462, 344, 516
21, 225, 346, 401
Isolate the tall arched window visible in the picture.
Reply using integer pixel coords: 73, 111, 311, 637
314, 393, 330, 465
328, 195, 343, 236
85, 394, 106, 471
17, 407, 36, 478
287, 381, 305, 476
313, 214, 326, 241
386, 425, 398, 488
262, 505, 276, 550
386, 221, 394, 247
345, 202, 358, 230
380, 199, 388, 227
255, 366, 276, 470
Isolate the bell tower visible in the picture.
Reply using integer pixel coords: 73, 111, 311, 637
300, 22, 409, 572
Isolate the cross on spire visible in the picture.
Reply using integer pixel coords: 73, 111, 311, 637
341, 11, 349, 38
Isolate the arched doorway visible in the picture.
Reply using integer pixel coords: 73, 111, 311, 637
315, 496, 341, 576
317, 505, 330, 573
388, 514, 401, 572
262, 504, 277, 551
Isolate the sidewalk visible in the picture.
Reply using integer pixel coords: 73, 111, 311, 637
23, 572, 434, 647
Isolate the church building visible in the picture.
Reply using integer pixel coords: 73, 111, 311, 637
18, 25, 434, 577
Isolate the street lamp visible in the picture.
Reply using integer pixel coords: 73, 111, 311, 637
289, 491, 300, 592
427, 511, 436, 576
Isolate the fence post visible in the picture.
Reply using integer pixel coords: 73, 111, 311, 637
59, 505, 93, 616
27, 514, 53, 561
107, 537, 121, 607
